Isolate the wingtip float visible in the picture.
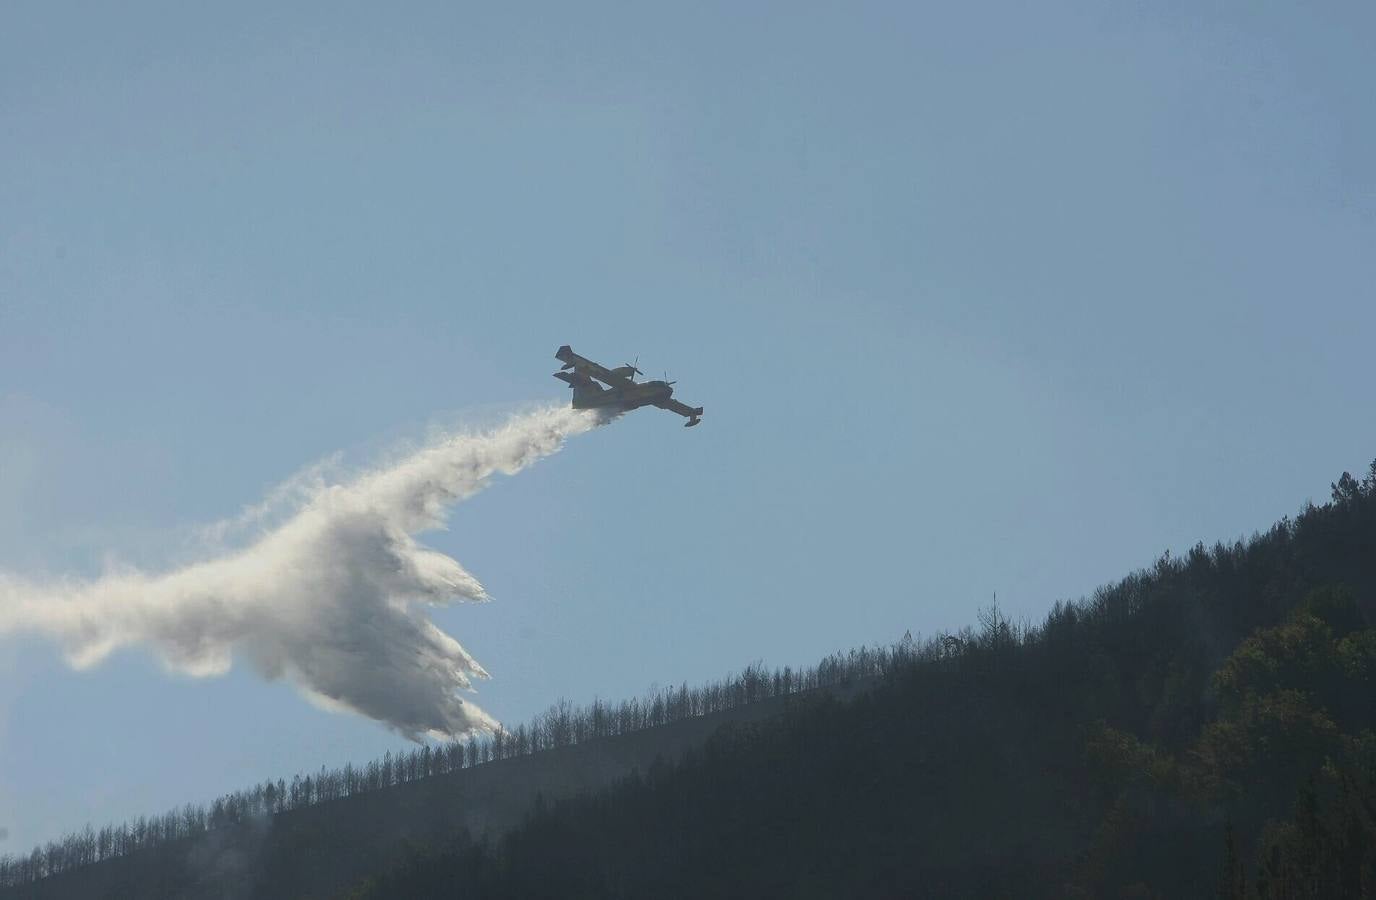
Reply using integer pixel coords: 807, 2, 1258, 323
554, 345, 704, 427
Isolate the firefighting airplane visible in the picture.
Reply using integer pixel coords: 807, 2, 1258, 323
554, 345, 704, 427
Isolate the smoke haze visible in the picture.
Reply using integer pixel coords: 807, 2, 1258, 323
0, 405, 605, 739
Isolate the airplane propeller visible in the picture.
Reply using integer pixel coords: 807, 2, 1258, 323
664, 371, 676, 386
623, 356, 643, 376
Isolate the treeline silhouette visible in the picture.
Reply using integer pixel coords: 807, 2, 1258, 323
348, 462, 1376, 899
0, 640, 910, 888
8, 460, 1376, 897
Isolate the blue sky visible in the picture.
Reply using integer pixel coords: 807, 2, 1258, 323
2, 0, 1374, 852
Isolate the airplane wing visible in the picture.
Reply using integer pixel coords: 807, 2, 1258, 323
555, 345, 635, 390
655, 397, 704, 427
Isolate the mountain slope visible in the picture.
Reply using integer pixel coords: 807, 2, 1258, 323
2, 678, 876, 900
7, 461, 1376, 899
351, 462, 1376, 899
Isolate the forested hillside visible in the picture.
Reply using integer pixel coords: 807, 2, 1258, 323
351, 462, 1376, 899
0, 642, 888, 898
6, 461, 1376, 899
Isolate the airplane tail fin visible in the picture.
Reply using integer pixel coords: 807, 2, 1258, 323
685, 407, 703, 427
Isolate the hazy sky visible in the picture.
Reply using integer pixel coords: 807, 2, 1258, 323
2, 0, 1374, 852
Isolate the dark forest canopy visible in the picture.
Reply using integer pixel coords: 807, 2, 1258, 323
0, 639, 907, 888
6, 460, 1376, 899
349, 460, 1376, 899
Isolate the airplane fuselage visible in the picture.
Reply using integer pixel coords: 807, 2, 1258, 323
569, 380, 675, 411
